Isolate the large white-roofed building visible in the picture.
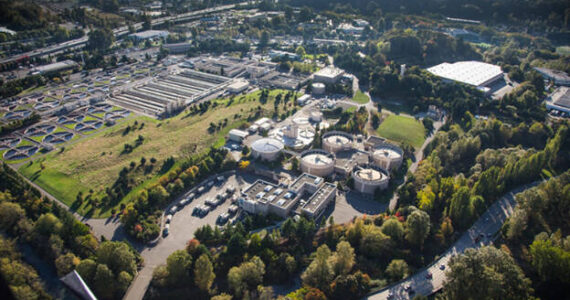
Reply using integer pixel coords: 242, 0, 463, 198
427, 61, 503, 92
313, 66, 345, 84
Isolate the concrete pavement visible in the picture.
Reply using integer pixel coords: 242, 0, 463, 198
366, 181, 542, 300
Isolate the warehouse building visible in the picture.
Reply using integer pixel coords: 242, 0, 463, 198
533, 67, 570, 86
427, 61, 503, 93
35, 60, 79, 75
546, 86, 570, 114
128, 30, 169, 42
163, 43, 192, 54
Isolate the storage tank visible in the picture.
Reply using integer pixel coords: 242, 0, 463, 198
312, 82, 326, 95
372, 143, 404, 171
309, 111, 323, 123
300, 149, 335, 177
352, 165, 389, 194
251, 138, 284, 161
322, 131, 353, 153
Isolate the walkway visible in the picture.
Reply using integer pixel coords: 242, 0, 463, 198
366, 181, 542, 300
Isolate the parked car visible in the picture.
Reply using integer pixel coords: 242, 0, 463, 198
205, 199, 217, 207
440, 264, 446, 270
217, 212, 230, 225
197, 186, 205, 194
216, 176, 225, 183
228, 205, 239, 215
163, 224, 170, 237
165, 214, 172, 223
179, 199, 188, 206
170, 206, 178, 214
207, 181, 214, 188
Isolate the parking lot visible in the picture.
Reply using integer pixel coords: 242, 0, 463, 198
160, 172, 259, 240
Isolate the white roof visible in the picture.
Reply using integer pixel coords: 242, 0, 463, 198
229, 129, 248, 138
314, 67, 344, 79
427, 61, 502, 87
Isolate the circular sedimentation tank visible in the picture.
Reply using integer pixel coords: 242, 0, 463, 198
312, 82, 326, 95
251, 138, 284, 161
322, 131, 354, 154
300, 149, 335, 177
352, 165, 390, 194
372, 144, 404, 171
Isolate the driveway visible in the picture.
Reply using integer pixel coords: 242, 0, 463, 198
366, 181, 541, 300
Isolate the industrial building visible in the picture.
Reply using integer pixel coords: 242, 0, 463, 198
300, 149, 335, 177
109, 69, 231, 117
128, 30, 169, 42
228, 129, 248, 142
238, 173, 336, 219
227, 80, 249, 93
313, 67, 345, 84
322, 131, 354, 153
270, 122, 315, 150
163, 43, 192, 54
546, 86, 570, 113
533, 67, 570, 86
427, 61, 503, 92
258, 71, 309, 90
34, 60, 79, 75
352, 164, 390, 194
251, 138, 284, 161
297, 94, 311, 105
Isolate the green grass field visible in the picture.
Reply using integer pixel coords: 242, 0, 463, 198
376, 115, 426, 148
352, 91, 370, 104
556, 46, 570, 55
19, 89, 291, 218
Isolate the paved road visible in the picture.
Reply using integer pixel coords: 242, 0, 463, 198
366, 181, 542, 300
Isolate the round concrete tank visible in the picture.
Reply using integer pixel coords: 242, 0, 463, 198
312, 82, 326, 95
322, 131, 353, 153
352, 165, 389, 194
300, 149, 335, 177
251, 138, 284, 161
309, 111, 323, 123
372, 143, 404, 171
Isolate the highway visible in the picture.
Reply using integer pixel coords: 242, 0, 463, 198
365, 181, 542, 300
0, 2, 248, 65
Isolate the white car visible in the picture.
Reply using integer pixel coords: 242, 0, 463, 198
170, 206, 178, 214
165, 214, 172, 223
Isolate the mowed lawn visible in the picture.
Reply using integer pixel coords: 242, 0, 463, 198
19, 89, 291, 217
352, 91, 369, 104
376, 114, 426, 149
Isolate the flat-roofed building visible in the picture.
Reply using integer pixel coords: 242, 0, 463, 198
35, 60, 79, 75
239, 179, 297, 218
238, 173, 336, 219
533, 67, 570, 86
546, 86, 570, 113
128, 30, 169, 42
427, 61, 503, 91
229, 129, 248, 143
227, 80, 249, 94
163, 42, 192, 54
313, 67, 345, 84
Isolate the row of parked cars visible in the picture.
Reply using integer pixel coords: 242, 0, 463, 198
163, 176, 230, 236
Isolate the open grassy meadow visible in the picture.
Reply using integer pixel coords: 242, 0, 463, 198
376, 114, 426, 148
19, 89, 292, 217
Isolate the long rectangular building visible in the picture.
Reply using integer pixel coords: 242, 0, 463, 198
427, 61, 503, 90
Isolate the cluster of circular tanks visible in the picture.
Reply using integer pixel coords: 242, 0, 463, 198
299, 131, 404, 194
0, 137, 38, 161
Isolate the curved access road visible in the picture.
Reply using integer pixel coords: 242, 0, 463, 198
365, 181, 542, 300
